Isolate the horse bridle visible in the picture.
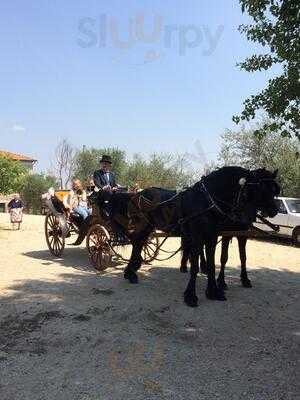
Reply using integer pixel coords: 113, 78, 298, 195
198, 177, 279, 225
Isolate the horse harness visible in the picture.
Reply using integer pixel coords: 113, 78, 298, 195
138, 176, 278, 232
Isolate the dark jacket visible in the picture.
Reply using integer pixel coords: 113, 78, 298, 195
8, 199, 24, 209
93, 169, 117, 189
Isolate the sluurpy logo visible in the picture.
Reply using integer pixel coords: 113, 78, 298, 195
77, 14, 224, 64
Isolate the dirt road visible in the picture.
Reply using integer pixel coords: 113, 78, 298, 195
0, 214, 299, 400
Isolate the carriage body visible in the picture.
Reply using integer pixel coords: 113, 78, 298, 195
43, 190, 160, 270
43, 190, 84, 257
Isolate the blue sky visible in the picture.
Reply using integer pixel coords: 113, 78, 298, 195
0, 0, 277, 172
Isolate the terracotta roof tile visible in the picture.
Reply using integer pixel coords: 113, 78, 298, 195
0, 150, 37, 162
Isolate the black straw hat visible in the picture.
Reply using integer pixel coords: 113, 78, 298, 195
99, 155, 112, 164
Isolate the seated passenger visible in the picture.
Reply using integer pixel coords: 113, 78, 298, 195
63, 179, 91, 220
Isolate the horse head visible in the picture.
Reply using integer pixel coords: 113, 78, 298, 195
201, 166, 280, 225
242, 168, 280, 218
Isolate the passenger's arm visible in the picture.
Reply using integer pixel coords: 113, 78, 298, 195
82, 191, 87, 202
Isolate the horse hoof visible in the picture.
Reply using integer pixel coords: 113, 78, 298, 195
217, 279, 228, 291
129, 275, 138, 284
216, 289, 227, 301
124, 270, 138, 284
241, 278, 252, 288
180, 266, 188, 273
205, 288, 227, 301
205, 289, 215, 300
184, 294, 198, 307
200, 264, 208, 275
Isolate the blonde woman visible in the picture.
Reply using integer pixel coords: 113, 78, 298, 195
8, 193, 24, 230
63, 179, 91, 220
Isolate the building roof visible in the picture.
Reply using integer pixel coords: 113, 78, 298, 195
0, 150, 37, 162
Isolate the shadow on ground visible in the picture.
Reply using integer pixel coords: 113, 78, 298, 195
1, 255, 299, 400
22, 246, 125, 273
23, 247, 99, 272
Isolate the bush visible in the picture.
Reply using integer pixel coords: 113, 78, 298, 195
0, 156, 27, 194
20, 173, 58, 214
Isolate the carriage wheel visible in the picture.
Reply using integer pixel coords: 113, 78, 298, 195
86, 225, 112, 271
110, 239, 132, 263
142, 234, 160, 264
45, 213, 65, 257
109, 233, 159, 264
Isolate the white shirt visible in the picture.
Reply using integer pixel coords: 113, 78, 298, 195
105, 172, 110, 185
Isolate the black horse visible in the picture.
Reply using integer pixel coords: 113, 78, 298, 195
180, 234, 251, 289
123, 166, 280, 307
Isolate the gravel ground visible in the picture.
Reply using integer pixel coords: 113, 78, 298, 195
0, 214, 299, 400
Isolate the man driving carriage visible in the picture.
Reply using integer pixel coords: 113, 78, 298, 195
92, 154, 126, 219
73, 155, 124, 244
93, 155, 118, 192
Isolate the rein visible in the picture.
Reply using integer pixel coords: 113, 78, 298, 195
134, 181, 247, 229
256, 214, 280, 232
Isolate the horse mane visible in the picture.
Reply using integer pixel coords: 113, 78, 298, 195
203, 166, 250, 181
141, 187, 177, 203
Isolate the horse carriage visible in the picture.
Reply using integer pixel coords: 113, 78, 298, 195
43, 166, 281, 307
43, 189, 162, 271
44, 183, 279, 273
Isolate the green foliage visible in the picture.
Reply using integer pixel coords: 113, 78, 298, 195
20, 173, 58, 214
0, 156, 27, 194
219, 123, 300, 197
73, 147, 192, 190
73, 147, 127, 184
125, 153, 192, 190
234, 0, 300, 139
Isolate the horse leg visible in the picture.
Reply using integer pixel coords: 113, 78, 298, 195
124, 239, 144, 284
205, 236, 226, 301
217, 236, 231, 290
124, 231, 151, 284
184, 244, 200, 307
180, 237, 189, 273
180, 241, 207, 275
199, 245, 208, 274
238, 237, 252, 288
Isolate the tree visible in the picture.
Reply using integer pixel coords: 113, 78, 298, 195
233, 0, 300, 139
73, 147, 127, 184
124, 153, 193, 190
20, 173, 58, 214
53, 139, 76, 189
218, 123, 300, 197
0, 156, 27, 194
74, 147, 194, 190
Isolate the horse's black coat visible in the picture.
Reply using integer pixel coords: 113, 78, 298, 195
180, 235, 252, 289
122, 166, 279, 307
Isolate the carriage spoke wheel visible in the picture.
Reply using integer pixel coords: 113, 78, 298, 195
86, 225, 112, 271
142, 234, 160, 264
106, 229, 132, 263
110, 239, 132, 263
45, 213, 65, 257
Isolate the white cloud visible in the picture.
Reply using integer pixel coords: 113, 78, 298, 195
12, 124, 26, 133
